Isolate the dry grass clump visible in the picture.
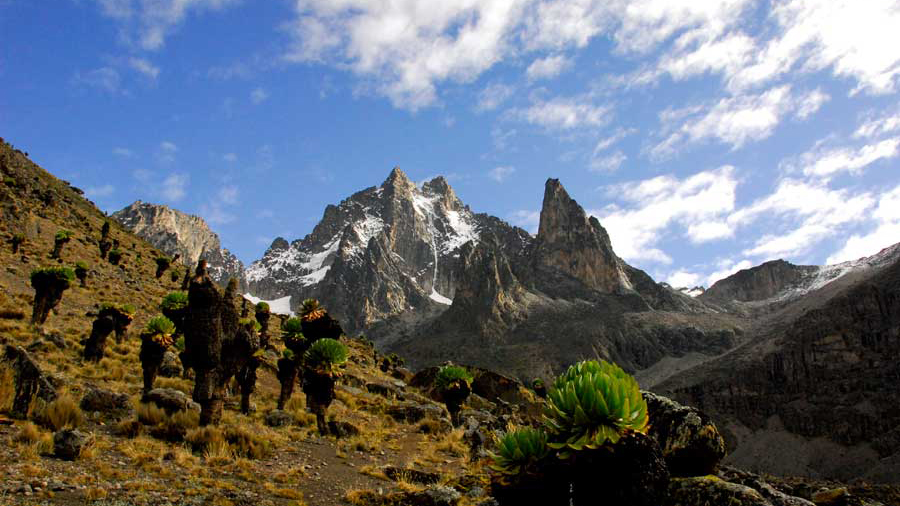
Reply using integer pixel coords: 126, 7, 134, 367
186, 424, 273, 462
14, 421, 54, 459
133, 402, 199, 441
34, 393, 84, 430
0, 365, 14, 413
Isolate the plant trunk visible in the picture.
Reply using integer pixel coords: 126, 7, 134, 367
303, 370, 336, 436
139, 337, 168, 395
83, 315, 115, 362
99, 240, 111, 259
31, 286, 64, 325
236, 358, 260, 414
276, 357, 299, 410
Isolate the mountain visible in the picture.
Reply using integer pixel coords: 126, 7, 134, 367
375, 177, 741, 380
112, 201, 245, 289
245, 168, 529, 332
654, 244, 900, 482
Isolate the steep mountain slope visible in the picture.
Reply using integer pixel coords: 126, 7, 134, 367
112, 201, 245, 289
656, 243, 900, 482
375, 178, 742, 381
246, 168, 530, 333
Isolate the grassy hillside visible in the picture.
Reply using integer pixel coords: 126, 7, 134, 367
0, 138, 495, 505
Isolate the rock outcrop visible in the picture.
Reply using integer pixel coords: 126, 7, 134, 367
112, 201, 245, 289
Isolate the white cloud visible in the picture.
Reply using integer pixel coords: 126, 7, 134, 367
794, 89, 830, 120
489, 166, 515, 182
731, 179, 875, 259
667, 270, 701, 288
826, 185, 900, 263
589, 151, 625, 173
85, 184, 115, 199
784, 138, 900, 179
73, 67, 121, 93
652, 86, 826, 158
854, 109, 900, 139
223, 153, 238, 163
509, 209, 540, 234
476, 82, 515, 112
200, 202, 235, 225
93, 0, 241, 51
593, 127, 636, 154
491, 127, 517, 151
518, 95, 610, 130
128, 57, 160, 80
218, 185, 239, 204
592, 166, 739, 264
113, 147, 133, 157
161, 172, 188, 201
132, 168, 153, 182
526, 54, 572, 81
250, 87, 269, 104
157, 141, 177, 163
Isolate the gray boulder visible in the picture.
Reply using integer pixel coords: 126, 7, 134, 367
142, 387, 199, 414
642, 390, 727, 476
53, 429, 93, 461
80, 385, 130, 414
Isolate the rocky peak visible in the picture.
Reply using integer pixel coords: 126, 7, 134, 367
382, 167, 416, 195
701, 259, 818, 303
533, 178, 630, 293
112, 201, 245, 289
269, 237, 289, 251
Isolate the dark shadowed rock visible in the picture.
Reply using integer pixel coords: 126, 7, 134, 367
643, 390, 726, 476
53, 429, 93, 461
667, 476, 771, 506
264, 409, 293, 428
142, 388, 199, 414
384, 466, 440, 485
80, 385, 130, 414
572, 432, 670, 506
3, 345, 57, 418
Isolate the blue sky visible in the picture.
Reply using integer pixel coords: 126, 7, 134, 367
2, 0, 899, 288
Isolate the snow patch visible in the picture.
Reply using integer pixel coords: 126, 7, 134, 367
242, 293, 294, 316
429, 289, 453, 305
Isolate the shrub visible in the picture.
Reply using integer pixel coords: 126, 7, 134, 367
108, 249, 122, 264
30, 266, 75, 286
173, 336, 186, 352
75, 260, 88, 270
160, 291, 189, 311
54, 229, 73, 242
35, 394, 84, 431
100, 302, 136, 317
303, 338, 348, 373
144, 316, 176, 345
239, 317, 262, 332
255, 301, 269, 313
489, 426, 551, 476
300, 298, 325, 321
434, 366, 473, 392
282, 317, 305, 346
543, 360, 648, 456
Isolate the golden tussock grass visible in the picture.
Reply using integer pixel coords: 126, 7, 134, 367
34, 392, 84, 430
0, 365, 14, 413
14, 421, 54, 459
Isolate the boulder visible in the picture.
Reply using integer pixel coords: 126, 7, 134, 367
80, 385, 130, 413
572, 432, 670, 506
53, 429, 93, 461
720, 467, 816, 506
328, 420, 360, 438
667, 476, 771, 506
642, 390, 726, 476
158, 351, 182, 378
366, 381, 401, 399
386, 401, 448, 424
142, 388, 199, 414
265, 409, 293, 428
3, 345, 57, 418
384, 466, 441, 485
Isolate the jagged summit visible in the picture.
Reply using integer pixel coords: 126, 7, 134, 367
534, 178, 631, 293
112, 201, 245, 289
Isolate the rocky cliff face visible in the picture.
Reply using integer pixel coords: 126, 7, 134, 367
245, 168, 530, 333
112, 201, 245, 288
700, 259, 818, 303
657, 243, 900, 482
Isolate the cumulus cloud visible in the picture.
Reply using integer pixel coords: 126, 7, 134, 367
826, 185, 900, 264
93, 0, 241, 51
592, 166, 739, 264
128, 57, 160, 80
489, 166, 515, 182
161, 172, 188, 201
518, 94, 610, 130
651, 86, 826, 158
526, 54, 572, 81
476, 83, 515, 112
250, 87, 269, 104
157, 141, 177, 164
783, 138, 900, 179
588, 151, 626, 173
